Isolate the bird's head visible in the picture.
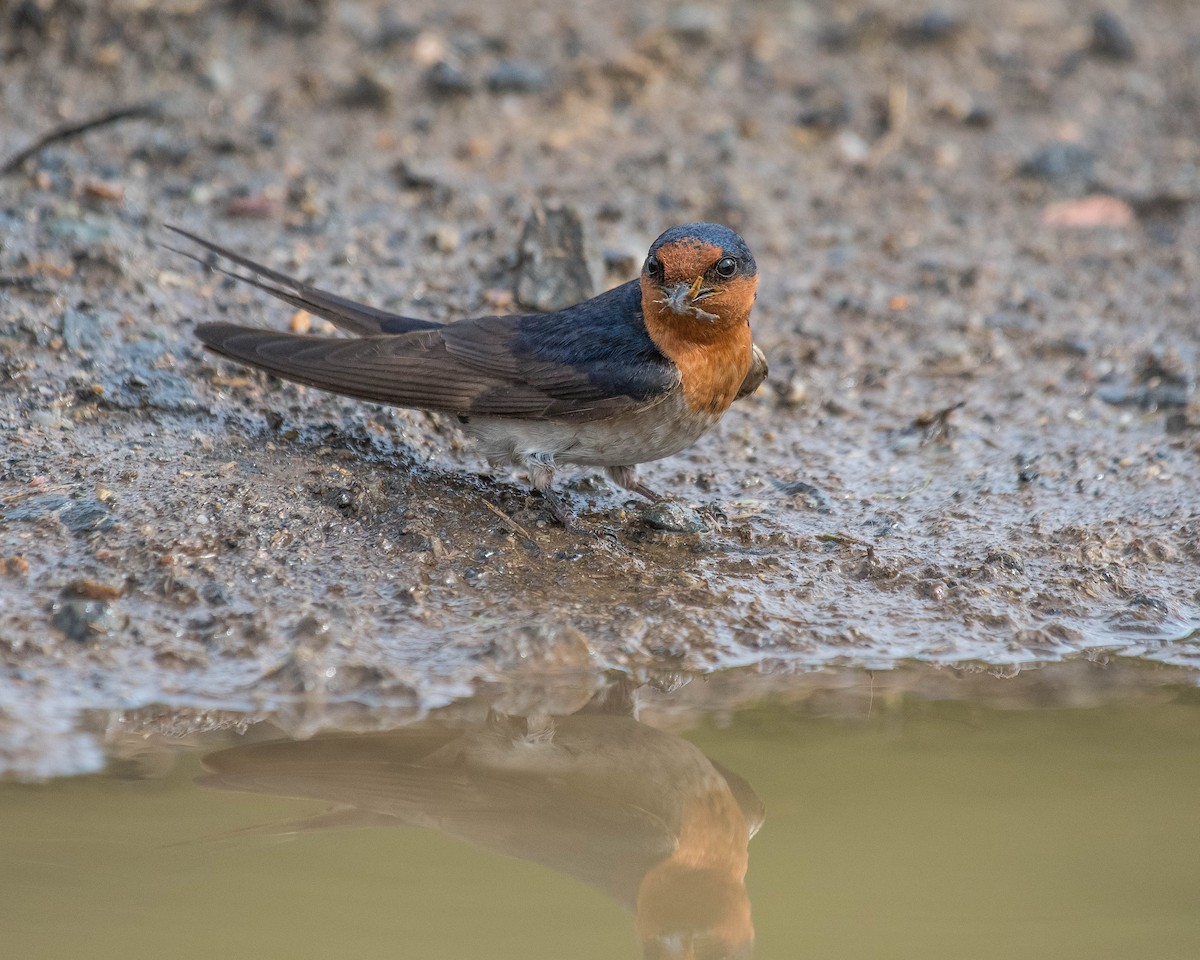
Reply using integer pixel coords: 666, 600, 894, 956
640, 223, 758, 339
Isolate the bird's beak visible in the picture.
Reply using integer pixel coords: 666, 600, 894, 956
660, 276, 720, 322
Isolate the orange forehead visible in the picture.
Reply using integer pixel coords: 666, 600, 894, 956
653, 239, 725, 282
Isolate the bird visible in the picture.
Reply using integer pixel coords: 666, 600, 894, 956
168, 222, 768, 527
201, 678, 763, 959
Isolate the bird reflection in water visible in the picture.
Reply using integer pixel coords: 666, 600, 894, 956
201, 679, 763, 959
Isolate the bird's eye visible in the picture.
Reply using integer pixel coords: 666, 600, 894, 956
645, 255, 663, 279
714, 257, 738, 279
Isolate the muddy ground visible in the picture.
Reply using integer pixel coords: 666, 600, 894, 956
2, 0, 1199, 770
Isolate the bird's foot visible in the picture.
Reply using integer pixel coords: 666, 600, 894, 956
605, 465, 662, 503
538, 486, 580, 530
696, 502, 729, 528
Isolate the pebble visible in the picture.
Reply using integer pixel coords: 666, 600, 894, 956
427, 61, 474, 97
1042, 195, 1134, 228
367, 13, 418, 50
430, 225, 460, 253
391, 160, 452, 207
602, 248, 639, 276
644, 501, 708, 533
3, 495, 114, 535
514, 206, 596, 312
962, 103, 994, 128
51, 597, 118, 642
667, 6, 720, 43
1096, 383, 1191, 410
60, 500, 114, 536
796, 90, 852, 132
60, 307, 117, 356
99, 367, 203, 414
486, 61, 551, 94
836, 130, 870, 165
784, 377, 808, 406
1019, 143, 1094, 184
337, 72, 393, 110
897, 10, 963, 45
233, 0, 325, 34
2, 494, 70, 522
1090, 11, 1136, 61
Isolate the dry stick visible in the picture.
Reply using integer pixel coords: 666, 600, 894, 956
482, 499, 537, 545
0, 101, 160, 176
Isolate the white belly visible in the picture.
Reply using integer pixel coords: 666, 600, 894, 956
462, 392, 718, 470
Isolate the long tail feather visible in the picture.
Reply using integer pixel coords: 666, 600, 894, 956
165, 225, 442, 336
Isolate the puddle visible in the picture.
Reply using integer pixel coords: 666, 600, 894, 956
2, 661, 1199, 959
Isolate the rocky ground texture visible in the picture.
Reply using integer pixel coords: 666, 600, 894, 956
1, 0, 1198, 770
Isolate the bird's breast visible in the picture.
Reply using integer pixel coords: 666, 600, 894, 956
638, 286, 756, 417
669, 328, 755, 416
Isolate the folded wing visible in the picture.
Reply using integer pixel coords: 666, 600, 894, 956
180, 228, 681, 420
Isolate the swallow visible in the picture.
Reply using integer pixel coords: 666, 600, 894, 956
201, 678, 762, 959
168, 222, 768, 527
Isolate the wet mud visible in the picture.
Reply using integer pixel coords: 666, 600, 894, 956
2, 1, 1199, 769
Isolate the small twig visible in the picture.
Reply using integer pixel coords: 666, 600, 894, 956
1, 101, 161, 176
816, 531, 871, 547
482, 499, 537, 544
870, 477, 934, 501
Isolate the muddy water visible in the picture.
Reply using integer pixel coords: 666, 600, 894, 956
2, 665, 1198, 960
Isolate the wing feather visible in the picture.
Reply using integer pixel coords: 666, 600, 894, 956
735, 343, 768, 400
180, 231, 680, 421
195, 321, 676, 419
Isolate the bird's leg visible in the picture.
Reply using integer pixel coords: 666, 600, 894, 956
525, 456, 578, 529
605, 465, 662, 503
539, 486, 579, 530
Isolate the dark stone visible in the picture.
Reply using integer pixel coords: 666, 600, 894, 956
367, 13, 418, 50
770, 479, 832, 513
1095, 383, 1190, 409
6, 493, 115, 535
486, 61, 551, 94
796, 90, 852, 131
898, 10, 964, 45
602, 248, 639, 276
644, 501, 708, 534
514, 206, 596, 312
227, 0, 326, 34
427, 61, 474, 97
1019, 143, 1095, 184
3, 495, 70, 522
1015, 453, 1040, 484
1090, 11, 1136, 61
392, 160, 445, 192
337, 72, 393, 111
963, 103, 995, 128
200, 582, 230, 605
60, 307, 117, 356
60, 500, 114, 536
97, 367, 203, 414
52, 598, 118, 642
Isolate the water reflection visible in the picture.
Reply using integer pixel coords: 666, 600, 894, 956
201, 680, 762, 960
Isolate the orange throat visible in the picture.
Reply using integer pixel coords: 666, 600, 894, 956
640, 275, 756, 416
